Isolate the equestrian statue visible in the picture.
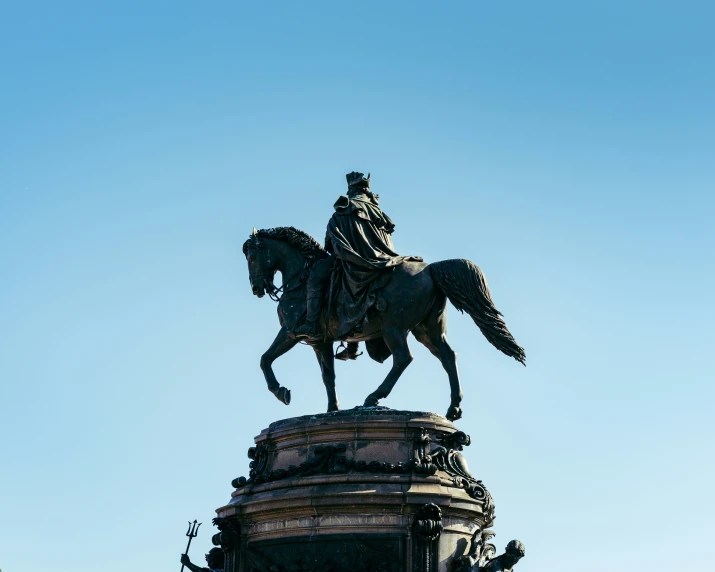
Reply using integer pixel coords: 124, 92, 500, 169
243, 172, 525, 421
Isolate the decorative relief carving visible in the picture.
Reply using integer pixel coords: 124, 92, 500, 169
233, 444, 412, 487
209, 517, 241, 572
436, 430, 471, 450
412, 428, 496, 525
212, 517, 240, 551
412, 427, 439, 475
231, 428, 495, 524
413, 503, 443, 541
232, 442, 275, 487
418, 429, 495, 525
248, 443, 274, 479
413, 504, 442, 572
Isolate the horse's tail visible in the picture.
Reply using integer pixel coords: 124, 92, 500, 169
429, 259, 526, 365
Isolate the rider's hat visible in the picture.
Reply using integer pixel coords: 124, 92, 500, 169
346, 171, 370, 190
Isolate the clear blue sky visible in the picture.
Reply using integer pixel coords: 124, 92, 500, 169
1, 2, 713, 571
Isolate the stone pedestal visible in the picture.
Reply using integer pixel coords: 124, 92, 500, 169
213, 408, 497, 572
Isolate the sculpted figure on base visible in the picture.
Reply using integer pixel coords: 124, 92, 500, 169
243, 171, 525, 420
481, 540, 525, 572
452, 529, 495, 572
453, 535, 524, 572
180, 548, 224, 572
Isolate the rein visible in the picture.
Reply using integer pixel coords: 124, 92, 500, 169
265, 260, 311, 302
251, 237, 314, 303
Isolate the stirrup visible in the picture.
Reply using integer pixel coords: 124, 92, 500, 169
335, 342, 362, 361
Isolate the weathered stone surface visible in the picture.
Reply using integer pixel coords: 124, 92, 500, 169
214, 408, 495, 571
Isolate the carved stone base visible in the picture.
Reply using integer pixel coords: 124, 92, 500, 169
214, 407, 498, 572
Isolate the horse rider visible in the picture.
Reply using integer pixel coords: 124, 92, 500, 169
293, 172, 410, 360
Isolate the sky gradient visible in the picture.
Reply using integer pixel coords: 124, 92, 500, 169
1, 2, 714, 571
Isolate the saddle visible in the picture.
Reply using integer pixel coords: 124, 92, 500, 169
316, 263, 394, 364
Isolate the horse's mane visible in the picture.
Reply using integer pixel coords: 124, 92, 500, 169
242, 227, 329, 260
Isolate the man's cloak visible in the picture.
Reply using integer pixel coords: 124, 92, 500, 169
324, 191, 413, 337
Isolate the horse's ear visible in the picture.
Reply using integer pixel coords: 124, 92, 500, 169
252, 227, 257, 236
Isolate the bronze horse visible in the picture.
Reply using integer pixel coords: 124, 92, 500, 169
243, 227, 525, 421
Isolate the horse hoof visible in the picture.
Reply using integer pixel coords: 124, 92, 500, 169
446, 406, 462, 421
363, 396, 380, 407
327, 402, 340, 413
276, 387, 291, 405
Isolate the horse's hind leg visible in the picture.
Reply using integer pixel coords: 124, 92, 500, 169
313, 342, 339, 412
260, 327, 298, 405
412, 319, 463, 421
363, 328, 413, 407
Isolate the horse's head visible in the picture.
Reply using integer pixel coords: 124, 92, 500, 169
243, 228, 276, 298
242, 226, 328, 300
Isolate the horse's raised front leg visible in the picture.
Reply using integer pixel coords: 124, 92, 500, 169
313, 342, 339, 412
363, 328, 413, 407
260, 327, 298, 405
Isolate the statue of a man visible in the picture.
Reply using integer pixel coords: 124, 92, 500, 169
480, 540, 525, 572
180, 547, 224, 572
293, 171, 411, 350
453, 537, 524, 572
452, 529, 495, 572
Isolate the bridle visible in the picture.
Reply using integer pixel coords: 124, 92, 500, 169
248, 235, 314, 303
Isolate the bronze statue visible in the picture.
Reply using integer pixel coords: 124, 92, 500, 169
180, 548, 224, 572
480, 540, 525, 572
453, 533, 524, 572
452, 529, 496, 572
294, 172, 414, 344
243, 172, 525, 421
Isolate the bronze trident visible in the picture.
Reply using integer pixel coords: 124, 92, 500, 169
180, 519, 201, 572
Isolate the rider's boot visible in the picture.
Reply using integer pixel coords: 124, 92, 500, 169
336, 341, 361, 361
293, 295, 322, 339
